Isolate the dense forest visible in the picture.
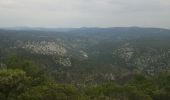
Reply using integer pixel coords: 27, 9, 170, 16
0, 55, 170, 100
0, 27, 170, 100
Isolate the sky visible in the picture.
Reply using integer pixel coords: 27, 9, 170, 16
0, 0, 170, 28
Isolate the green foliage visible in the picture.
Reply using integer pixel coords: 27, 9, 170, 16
5, 55, 52, 86
84, 73, 170, 100
85, 83, 152, 100
0, 69, 29, 100
0, 55, 82, 100
6, 55, 40, 77
1, 55, 170, 100
18, 83, 79, 100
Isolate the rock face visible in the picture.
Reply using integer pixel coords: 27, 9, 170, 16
19, 41, 73, 67
22, 41, 66, 56
113, 43, 170, 75
113, 43, 134, 61
80, 51, 88, 59
54, 56, 72, 67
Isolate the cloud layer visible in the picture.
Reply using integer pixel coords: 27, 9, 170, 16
0, 0, 170, 28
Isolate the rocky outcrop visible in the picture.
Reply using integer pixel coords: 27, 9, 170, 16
22, 41, 67, 56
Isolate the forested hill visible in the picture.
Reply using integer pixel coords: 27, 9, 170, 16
0, 27, 170, 85
0, 27, 170, 100
0, 55, 170, 100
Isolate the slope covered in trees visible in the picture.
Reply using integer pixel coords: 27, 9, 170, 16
0, 27, 170, 99
0, 55, 170, 100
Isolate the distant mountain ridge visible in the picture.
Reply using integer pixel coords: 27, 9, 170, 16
2, 26, 170, 32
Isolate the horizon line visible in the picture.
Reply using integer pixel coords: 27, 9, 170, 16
0, 26, 170, 30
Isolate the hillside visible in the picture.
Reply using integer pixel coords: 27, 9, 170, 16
0, 27, 170, 85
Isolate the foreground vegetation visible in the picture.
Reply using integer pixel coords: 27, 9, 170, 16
0, 55, 169, 100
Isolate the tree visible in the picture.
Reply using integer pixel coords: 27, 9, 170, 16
18, 83, 80, 100
0, 69, 29, 100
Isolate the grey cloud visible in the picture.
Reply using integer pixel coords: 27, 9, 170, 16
0, 0, 169, 28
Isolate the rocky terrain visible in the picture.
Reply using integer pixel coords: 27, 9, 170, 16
0, 27, 170, 85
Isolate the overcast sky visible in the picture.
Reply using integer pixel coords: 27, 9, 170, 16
0, 0, 170, 28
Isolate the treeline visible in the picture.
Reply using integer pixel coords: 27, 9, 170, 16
0, 55, 170, 100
